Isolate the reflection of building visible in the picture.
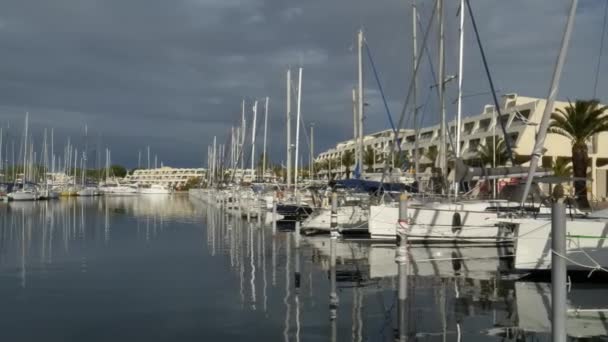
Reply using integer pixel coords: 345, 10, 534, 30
125, 167, 205, 189
316, 94, 608, 199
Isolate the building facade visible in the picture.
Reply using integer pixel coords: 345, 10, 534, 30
316, 94, 608, 200
125, 167, 205, 189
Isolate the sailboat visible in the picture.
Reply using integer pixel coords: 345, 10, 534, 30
8, 113, 38, 201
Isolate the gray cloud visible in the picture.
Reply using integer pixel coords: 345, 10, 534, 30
0, 0, 605, 168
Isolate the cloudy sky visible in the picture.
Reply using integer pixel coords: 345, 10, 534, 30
0, 0, 605, 168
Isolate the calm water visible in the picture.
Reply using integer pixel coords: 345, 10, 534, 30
0, 195, 606, 341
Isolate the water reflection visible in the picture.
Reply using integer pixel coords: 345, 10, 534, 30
0, 197, 607, 341
199, 202, 608, 341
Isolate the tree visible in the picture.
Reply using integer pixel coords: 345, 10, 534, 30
395, 151, 409, 170
181, 176, 202, 190
363, 147, 375, 172
552, 158, 572, 177
476, 138, 509, 167
549, 99, 608, 208
111, 165, 127, 178
424, 147, 438, 166
315, 159, 328, 178
341, 150, 355, 179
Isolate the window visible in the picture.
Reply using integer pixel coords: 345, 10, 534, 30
463, 122, 475, 135
512, 109, 531, 125
478, 119, 491, 132
468, 139, 481, 152
499, 114, 510, 128
420, 131, 433, 140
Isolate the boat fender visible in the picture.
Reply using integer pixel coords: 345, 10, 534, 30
452, 213, 462, 233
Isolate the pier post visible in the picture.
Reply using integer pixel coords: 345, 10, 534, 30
330, 192, 338, 235
397, 193, 409, 243
294, 221, 301, 292
552, 199, 567, 342
272, 193, 277, 234
329, 215, 338, 342
396, 192, 409, 341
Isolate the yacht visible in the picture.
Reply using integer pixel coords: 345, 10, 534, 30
7, 184, 39, 201
138, 184, 171, 195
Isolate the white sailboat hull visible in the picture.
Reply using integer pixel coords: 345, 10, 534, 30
8, 191, 38, 201
301, 205, 368, 231
369, 203, 512, 243
514, 217, 608, 272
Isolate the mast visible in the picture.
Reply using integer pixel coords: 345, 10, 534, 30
212, 136, 217, 186
23, 113, 29, 183
147, 146, 150, 169
412, 0, 420, 182
0, 127, 3, 181
352, 88, 358, 143
519, 0, 578, 206
357, 29, 365, 179
251, 100, 258, 181
437, 0, 447, 194
262, 96, 269, 181
240, 99, 246, 173
455, 0, 465, 199
286, 69, 292, 188
310, 123, 315, 181
51, 129, 54, 176
294, 67, 303, 196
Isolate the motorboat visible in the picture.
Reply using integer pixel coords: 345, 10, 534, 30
77, 187, 100, 196
139, 184, 172, 195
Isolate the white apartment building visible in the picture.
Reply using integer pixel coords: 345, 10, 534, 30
125, 167, 205, 189
316, 94, 608, 200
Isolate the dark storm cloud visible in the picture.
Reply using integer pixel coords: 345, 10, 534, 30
0, 0, 606, 167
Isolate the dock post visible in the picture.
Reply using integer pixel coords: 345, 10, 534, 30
294, 221, 301, 291
397, 193, 409, 243
330, 192, 338, 235
272, 193, 277, 234
396, 192, 409, 341
329, 207, 338, 341
552, 199, 567, 342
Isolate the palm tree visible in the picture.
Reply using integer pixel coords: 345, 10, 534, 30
549, 99, 608, 208
341, 150, 355, 179
551, 158, 572, 177
551, 158, 573, 199
363, 147, 375, 172
476, 138, 509, 167
314, 159, 328, 178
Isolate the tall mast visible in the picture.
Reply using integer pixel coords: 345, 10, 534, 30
286, 69, 292, 188
455, 0, 465, 199
437, 0, 447, 194
250, 100, 258, 179
147, 146, 150, 169
519, 0, 578, 206
51, 128, 54, 175
0, 127, 3, 180
23, 112, 29, 183
294, 67, 303, 196
352, 88, 358, 143
212, 136, 217, 185
241, 99, 246, 173
262, 96, 269, 181
310, 123, 315, 180
412, 0, 420, 182
357, 29, 365, 179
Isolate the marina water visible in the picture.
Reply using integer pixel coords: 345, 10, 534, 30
0, 195, 605, 341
